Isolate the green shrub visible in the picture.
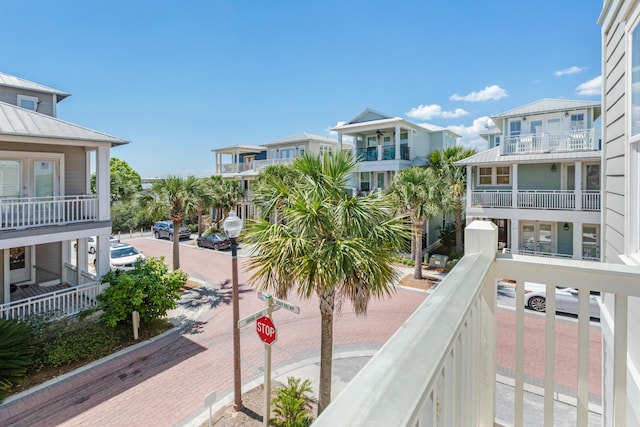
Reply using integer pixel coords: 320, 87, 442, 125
98, 257, 187, 326
0, 318, 33, 403
270, 377, 314, 427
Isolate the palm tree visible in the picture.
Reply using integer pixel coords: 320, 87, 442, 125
140, 175, 199, 270
192, 178, 214, 237
209, 175, 243, 228
244, 152, 410, 414
252, 163, 301, 222
429, 146, 477, 253
388, 166, 445, 280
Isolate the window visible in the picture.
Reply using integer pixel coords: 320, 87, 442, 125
17, 95, 38, 111
478, 166, 510, 186
510, 120, 521, 137
360, 172, 370, 192
570, 113, 585, 130
319, 145, 332, 156
377, 173, 384, 189
298, 146, 306, 157
530, 120, 542, 134
495, 136, 501, 147
496, 167, 510, 184
400, 132, 408, 142
479, 167, 492, 185
280, 148, 295, 159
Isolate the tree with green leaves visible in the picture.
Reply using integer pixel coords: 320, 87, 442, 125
252, 163, 302, 222
92, 157, 142, 203
388, 166, 446, 279
244, 152, 410, 414
209, 175, 243, 228
0, 318, 33, 403
191, 178, 215, 237
429, 146, 476, 253
139, 175, 200, 270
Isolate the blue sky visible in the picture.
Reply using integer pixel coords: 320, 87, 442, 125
2, 0, 602, 178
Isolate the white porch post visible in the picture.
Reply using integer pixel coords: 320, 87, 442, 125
338, 133, 343, 151
95, 146, 111, 277
466, 166, 473, 209
511, 220, 519, 252
3, 250, 9, 304
512, 164, 518, 208
573, 222, 582, 260
395, 125, 401, 160
77, 238, 88, 284
575, 161, 583, 210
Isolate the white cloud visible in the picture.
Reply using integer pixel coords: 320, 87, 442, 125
576, 76, 602, 96
447, 116, 493, 151
554, 66, 586, 76
405, 104, 469, 120
449, 85, 507, 102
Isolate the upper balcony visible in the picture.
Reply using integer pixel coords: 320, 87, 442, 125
315, 221, 638, 426
356, 145, 410, 162
501, 129, 599, 155
217, 158, 295, 176
1, 195, 98, 231
471, 190, 600, 211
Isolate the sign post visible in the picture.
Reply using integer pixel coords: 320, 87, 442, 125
238, 293, 300, 427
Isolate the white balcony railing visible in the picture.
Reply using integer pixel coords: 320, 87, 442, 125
471, 190, 601, 211
501, 129, 598, 155
0, 282, 104, 321
0, 195, 98, 230
315, 221, 639, 426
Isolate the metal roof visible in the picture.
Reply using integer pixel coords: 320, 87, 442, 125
0, 101, 128, 146
454, 146, 602, 166
492, 99, 601, 120
263, 132, 339, 146
211, 144, 265, 153
0, 72, 70, 102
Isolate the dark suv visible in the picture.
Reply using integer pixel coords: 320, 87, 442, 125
153, 221, 191, 241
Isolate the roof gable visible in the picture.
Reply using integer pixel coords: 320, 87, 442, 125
347, 108, 394, 124
0, 72, 70, 102
0, 101, 128, 146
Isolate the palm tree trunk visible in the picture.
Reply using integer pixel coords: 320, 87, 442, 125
414, 221, 424, 280
317, 290, 334, 414
197, 208, 204, 237
172, 220, 181, 270
454, 205, 464, 254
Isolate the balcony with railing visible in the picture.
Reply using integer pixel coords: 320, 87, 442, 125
315, 221, 638, 426
0, 195, 99, 231
501, 129, 598, 155
471, 190, 600, 211
356, 145, 410, 162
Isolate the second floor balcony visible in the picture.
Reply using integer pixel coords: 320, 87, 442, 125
501, 129, 599, 155
315, 221, 639, 426
1, 195, 99, 231
356, 145, 410, 162
471, 190, 600, 211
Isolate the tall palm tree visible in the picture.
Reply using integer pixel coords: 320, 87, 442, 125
252, 163, 301, 222
429, 146, 477, 253
244, 152, 410, 414
388, 166, 445, 280
192, 178, 214, 237
140, 175, 199, 270
210, 175, 243, 228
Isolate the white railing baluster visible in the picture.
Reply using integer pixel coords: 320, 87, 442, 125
514, 280, 525, 427
576, 289, 590, 426
544, 283, 556, 425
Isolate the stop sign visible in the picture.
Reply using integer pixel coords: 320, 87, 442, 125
256, 316, 277, 345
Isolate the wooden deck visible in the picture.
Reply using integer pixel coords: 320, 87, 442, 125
10, 283, 71, 302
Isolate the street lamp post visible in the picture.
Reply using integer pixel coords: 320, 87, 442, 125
223, 211, 244, 411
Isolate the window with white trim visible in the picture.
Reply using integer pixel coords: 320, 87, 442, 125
509, 120, 521, 137
477, 166, 511, 186
570, 113, 585, 131
17, 95, 38, 111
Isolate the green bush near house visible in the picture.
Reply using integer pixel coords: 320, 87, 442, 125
98, 257, 187, 327
270, 377, 314, 427
0, 318, 33, 403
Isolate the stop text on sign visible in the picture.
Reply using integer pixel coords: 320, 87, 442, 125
256, 316, 277, 345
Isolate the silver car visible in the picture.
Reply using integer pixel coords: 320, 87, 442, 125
524, 282, 600, 318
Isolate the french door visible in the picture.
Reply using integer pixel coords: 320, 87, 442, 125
521, 222, 554, 253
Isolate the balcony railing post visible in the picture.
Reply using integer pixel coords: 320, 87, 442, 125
464, 221, 498, 425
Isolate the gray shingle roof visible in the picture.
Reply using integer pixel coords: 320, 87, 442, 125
0, 72, 70, 102
0, 101, 128, 146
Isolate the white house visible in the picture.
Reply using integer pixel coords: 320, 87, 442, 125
212, 133, 350, 221
0, 72, 128, 320
456, 99, 602, 261
332, 108, 461, 249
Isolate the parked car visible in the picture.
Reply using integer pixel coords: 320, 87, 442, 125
74, 235, 119, 254
110, 243, 145, 271
524, 282, 600, 318
197, 233, 231, 251
153, 221, 191, 241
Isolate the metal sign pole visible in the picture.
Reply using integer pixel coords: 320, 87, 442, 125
263, 294, 273, 427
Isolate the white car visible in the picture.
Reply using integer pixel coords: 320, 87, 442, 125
109, 243, 145, 271
524, 282, 600, 318
75, 235, 119, 254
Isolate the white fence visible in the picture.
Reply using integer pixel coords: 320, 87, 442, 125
0, 195, 98, 230
501, 129, 598, 155
472, 190, 512, 207
472, 190, 600, 211
0, 282, 104, 321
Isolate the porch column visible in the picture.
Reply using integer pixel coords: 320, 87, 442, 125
573, 222, 582, 260
395, 125, 401, 160
511, 164, 518, 208
466, 166, 473, 208
3, 250, 9, 304
338, 133, 343, 151
77, 238, 89, 285
96, 146, 110, 222
511, 220, 519, 252
575, 161, 582, 210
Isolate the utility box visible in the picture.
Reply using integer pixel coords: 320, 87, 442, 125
429, 254, 448, 268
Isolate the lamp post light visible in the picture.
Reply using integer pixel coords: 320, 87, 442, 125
223, 210, 244, 411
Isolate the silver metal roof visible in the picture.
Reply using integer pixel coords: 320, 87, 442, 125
0, 101, 128, 146
263, 132, 340, 146
0, 72, 70, 102
454, 146, 602, 166
492, 99, 601, 120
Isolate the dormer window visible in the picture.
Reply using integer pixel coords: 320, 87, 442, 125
17, 95, 38, 111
